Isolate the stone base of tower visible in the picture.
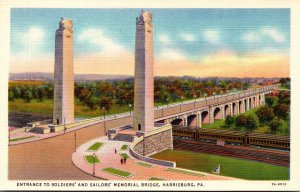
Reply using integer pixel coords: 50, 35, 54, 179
133, 124, 173, 157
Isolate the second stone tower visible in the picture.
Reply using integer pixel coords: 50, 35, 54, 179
53, 18, 74, 125
133, 11, 154, 132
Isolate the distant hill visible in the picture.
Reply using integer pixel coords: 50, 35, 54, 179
9, 73, 132, 82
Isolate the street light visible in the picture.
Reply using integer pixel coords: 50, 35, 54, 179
129, 104, 132, 116
74, 132, 77, 152
193, 94, 197, 109
64, 117, 66, 133
93, 153, 96, 176
102, 107, 106, 135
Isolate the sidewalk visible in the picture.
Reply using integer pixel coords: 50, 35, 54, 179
72, 136, 237, 180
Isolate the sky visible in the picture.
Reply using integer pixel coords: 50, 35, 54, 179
10, 8, 290, 77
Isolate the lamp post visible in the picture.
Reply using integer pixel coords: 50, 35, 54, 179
93, 153, 96, 176
102, 107, 106, 135
74, 132, 77, 152
129, 104, 132, 116
64, 117, 66, 133
193, 94, 197, 109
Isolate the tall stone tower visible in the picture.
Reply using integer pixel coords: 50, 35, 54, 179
53, 18, 74, 125
133, 11, 154, 132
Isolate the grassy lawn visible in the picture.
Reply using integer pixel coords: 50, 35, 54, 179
166, 167, 204, 177
135, 162, 153, 168
9, 99, 130, 118
87, 142, 104, 151
202, 120, 225, 129
151, 149, 289, 180
84, 155, 101, 164
9, 135, 35, 142
120, 145, 128, 150
149, 177, 164, 180
101, 167, 132, 178
119, 153, 130, 159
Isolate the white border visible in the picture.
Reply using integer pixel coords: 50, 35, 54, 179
1, 0, 300, 191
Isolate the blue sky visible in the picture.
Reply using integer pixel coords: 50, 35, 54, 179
10, 8, 290, 77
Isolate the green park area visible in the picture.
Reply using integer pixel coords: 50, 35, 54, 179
9, 135, 35, 142
166, 167, 204, 177
119, 153, 130, 159
148, 177, 164, 180
84, 155, 101, 164
101, 167, 132, 178
120, 145, 128, 150
135, 162, 153, 168
87, 142, 104, 151
152, 149, 289, 180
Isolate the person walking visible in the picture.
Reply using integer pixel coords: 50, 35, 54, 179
124, 157, 126, 164
115, 148, 117, 154
120, 158, 123, 164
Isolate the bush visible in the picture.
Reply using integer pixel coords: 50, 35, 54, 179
225, 115, 234, 128
269, 118, 283, 134
246, 114, 259, 131
255, 106, 275, 125
235, 114, 247, 128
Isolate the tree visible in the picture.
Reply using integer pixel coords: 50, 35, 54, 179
8, 90, 14, 101
98, 96, 113, 111
246, 114, 259, 131
255, 106, 275, 125
24, 90, 33, 103
86, 96, 98, 109
235, 114, 247, 128
274, 103, 289, 119
225, 115, 234, 128
269, 117, 283, 134
265, 96, 278, 107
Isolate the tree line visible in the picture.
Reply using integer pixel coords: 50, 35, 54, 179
224, 90, 290, 135
9, 77, 251, 111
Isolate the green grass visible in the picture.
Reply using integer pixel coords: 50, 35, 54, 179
84, 155, 101, 164
101, 167, 132, 178
149, 177, 164, 180
166, 167, 204, 177
135, 162, 153, 168
151, 149, 289, 180
119, 153, 130, 159
9, 135, 35, 142
120, 145, 128, 150
202, 120, 225, 129
87, 142, 103, 151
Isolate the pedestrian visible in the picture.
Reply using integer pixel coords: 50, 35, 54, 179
120, 158, 123, 164
124, 157, 126, 164
115, 148, 117, 154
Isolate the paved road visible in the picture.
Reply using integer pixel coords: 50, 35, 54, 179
9, 117, 131, 180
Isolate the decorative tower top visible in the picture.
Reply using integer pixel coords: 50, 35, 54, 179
58, 17, 73, 33
136, 10, 153, 26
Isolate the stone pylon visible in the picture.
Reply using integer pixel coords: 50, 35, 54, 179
53, 18, 74, 125
133, 11, 154, 132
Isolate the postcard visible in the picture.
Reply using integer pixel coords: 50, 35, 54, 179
1, 0, 300, 191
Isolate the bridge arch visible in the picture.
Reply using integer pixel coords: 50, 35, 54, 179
201, 111, 209, 124
239, 100, 243, 113
170, 118, 184, 127
253, 96, 256, 108
187, 114, 197, 127
224, 104, 230, 117
213, 107, 222, 120
232, 102, 238, 116
249, 98, 252, 109
259, 95, 261, 106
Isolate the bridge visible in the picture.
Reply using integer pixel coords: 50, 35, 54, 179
13, 84, 279, 137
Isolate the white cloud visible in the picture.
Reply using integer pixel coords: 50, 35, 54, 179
180, 33, 196, 42
16, 27, 46, 58
78, 28, 125, 53
203, 29, 222, 44
159, 48, 186, 60
261, 28, 286, 43
242, 27, 286, 44
158, 34, 172, 45
242, 32, 261, 43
